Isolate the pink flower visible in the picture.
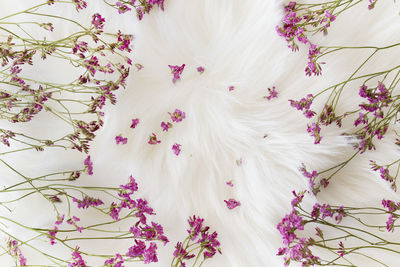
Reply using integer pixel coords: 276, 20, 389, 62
115, 135, 128, 144
306, 122, 322, 144
148, 133, 161, 145
73, 0, 87, 10
116, 1, 132, 13
161, 121, 172, 131
130, 118, 140, 129
265, 86, 278, 100
168, 64, 185, 83
226, 181, 234, 187
197, 66, 205, 73
91, 13, 105, 30
169, 109, 186, 122
228, 86, 234, 91
224, 198, 241, 209
84, 155, 93, 175
172, 143, 181, 155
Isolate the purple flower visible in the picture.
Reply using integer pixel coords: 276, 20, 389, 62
169, 109, 186, 122
126, 240, 146, 258
168, 64, 185, 83
197, 66, 205, 73
224, 198, 241, 209
91, 13, 105, 30
73, 196, 104, 209
143, 242, 158, 264
104, 253, 124, 267
161, 121, 172, 131
307, 122, 322, 144
172, 143, 181, 156
73, 0, 87, 10
68, 247, 87, 267
130, 118, 140, 129
116, 1, 132, 13
84, 155, 93, 175
148, 133, 161, 145
226, 181, 234, 187
55, 214, 64, 225
228, 85, 235, 91
265, 86, 278, 100
173, 242, 195, 259
115, 135, 128, 144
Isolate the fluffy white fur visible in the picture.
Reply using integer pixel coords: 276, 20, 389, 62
2, 0, 400, 266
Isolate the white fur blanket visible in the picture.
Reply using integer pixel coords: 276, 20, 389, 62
1, 0, 400, 266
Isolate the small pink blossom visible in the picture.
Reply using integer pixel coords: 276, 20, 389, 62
148, 133, 161, 145
168, 64, 185, 83
161, 121, 172, 131
91, 13, 105, 30
169, 109, 186, 123
226, 181, 234, 187
136, 63, 143, 70
130, 118, 140, 129
172, 143, 181, 155
115, 135, 128, 144
265, 86, 278, 100
224, 198, 241, 209
197, 66, 205, 73
84, 155, 93, 175
228, 86, 235, 91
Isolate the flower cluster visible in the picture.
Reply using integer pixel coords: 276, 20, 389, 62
169, 64, 185, 83
382, 199, 400, 232
131, 118, 140, 129
172, 215, 221, 267
84, 155, 93, 175
8, 240, 27, 266
276, 2, 336, 75
105, 0, 165, 20
169, 109, 186, 123
69, 247, 86, 267
172, 143, 181, 155
73, 196, 104, 209
289, 94, 315, 118
116, 134, 128, 144
224, 198, 241, 210
371, 160, 397, 191
264, 86, 278, 100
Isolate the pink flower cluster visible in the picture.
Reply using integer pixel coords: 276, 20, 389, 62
8, 240, 27, 266
69, 246, 86, 267
265, 86, 278, 100
370, 161, 396, 191
277, 192, 348, 266
84, 155, 93, 175
107, 176, 168, 263
73, 196, 104, 209
172, 143, 181, 156
126, 240, 158, 264
276, 2, 335, 76
173, 216, 221, 266
356, 82, 391, 152
224, 198, 241, 210
169, 109, 186, 123
115, 134, 128, 144
168, 64, 185, 83
382, 199, 400, 232
289, 94, 315, 118
48, 214, 82, 245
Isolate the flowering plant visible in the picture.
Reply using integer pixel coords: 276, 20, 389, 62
276, 0, 400, 265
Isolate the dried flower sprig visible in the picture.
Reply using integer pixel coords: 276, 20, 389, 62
0, 1, 168, 265
171, 215, 221, 267
278, 191, 400, 266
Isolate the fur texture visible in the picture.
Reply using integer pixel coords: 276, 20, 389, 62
1, 0, 400, 266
